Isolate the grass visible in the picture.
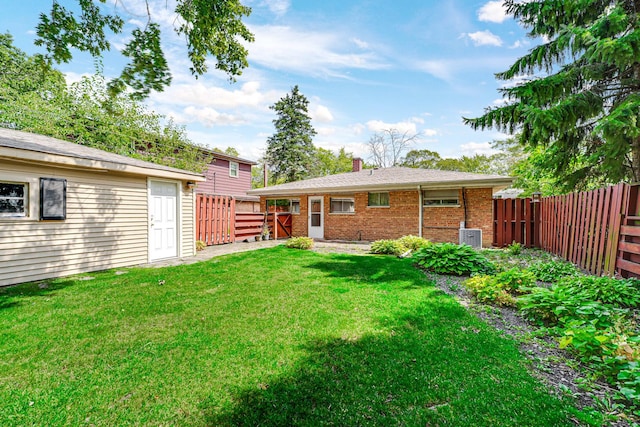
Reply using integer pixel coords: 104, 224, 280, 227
0, 246, 582, 426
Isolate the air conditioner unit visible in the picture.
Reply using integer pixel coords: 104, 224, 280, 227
459, 228, 482, 248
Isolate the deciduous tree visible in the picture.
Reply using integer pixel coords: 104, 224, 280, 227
464, 0, 640, 189
367, 128, 420, 167
34, 0, 254, 99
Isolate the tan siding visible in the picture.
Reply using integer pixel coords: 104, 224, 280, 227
0, 161, 149, 286
181, 190, 195, 257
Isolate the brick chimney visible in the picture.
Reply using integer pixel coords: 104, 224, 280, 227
352, 157, 363, 172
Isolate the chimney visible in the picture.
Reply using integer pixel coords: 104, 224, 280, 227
352, 157, 363, 172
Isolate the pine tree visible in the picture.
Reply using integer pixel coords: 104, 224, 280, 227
265, 86, 317, 183
464, 0, 640, 190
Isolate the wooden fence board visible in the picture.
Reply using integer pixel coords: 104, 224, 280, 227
495, 183, 640, 277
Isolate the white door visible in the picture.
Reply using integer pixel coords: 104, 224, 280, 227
308, 197, 324, 239
149, 181, 178, 260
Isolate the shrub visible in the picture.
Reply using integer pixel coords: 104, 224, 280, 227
518, 287, 563, 324
557, 276, 640, 308
528, 260, 579, 282
464, 275, 517, 307
494, 268, 536, 294
397, 235, 431, 251
196, 240, 206, 251
413, 243, 495, 276
370, 239, 407, 255
506, 241, 522, 256
285, 236, 314, 250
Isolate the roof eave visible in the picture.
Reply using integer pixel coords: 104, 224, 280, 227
248, 178, 514, 196
0, 147, 206, 181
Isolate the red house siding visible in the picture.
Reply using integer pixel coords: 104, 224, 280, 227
260, 187, 494, 246
197, 159, 252, 197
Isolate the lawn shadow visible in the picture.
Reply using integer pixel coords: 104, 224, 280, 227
0, 278, 81, 311
204, 305, 573, 427
305, 253, 433, 290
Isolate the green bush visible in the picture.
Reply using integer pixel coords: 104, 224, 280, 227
285, 236, 314, 250
370, 239, 407, 255
397, 235, 431, 251
557, 276, 640, 308
506, 241, 522, 256
464, 275, 517, 307
413, 243, 495, 276
495, 268, 536, 294
518, 287, 563, 324
528, 260, 579, 282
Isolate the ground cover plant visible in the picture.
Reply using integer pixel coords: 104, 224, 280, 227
456, 246, 640, 423
0, 246, 579, 426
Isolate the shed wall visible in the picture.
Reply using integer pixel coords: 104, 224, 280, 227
0, 161, 195, 286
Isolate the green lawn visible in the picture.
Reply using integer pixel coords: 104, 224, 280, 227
1, 246, 581, 426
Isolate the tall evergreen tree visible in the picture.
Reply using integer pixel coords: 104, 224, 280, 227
265, 85, 317, 183
464, 0, 640, 191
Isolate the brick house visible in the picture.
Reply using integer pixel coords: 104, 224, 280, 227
197, 150, 259, 212
247, 159, 513, 247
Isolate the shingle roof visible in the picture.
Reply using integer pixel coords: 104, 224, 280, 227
0, 128, 204, 179
248, 167, 513, 196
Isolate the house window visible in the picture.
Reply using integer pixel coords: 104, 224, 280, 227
330, 197, 355, 213
368, 192, 389, 207
267, 198, 299, 213
229, 161, 239, 178
0, 182, 28, 217
423, 189, 459, 206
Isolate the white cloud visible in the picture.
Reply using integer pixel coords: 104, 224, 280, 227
64, 71, 92, 85
311, 105, 334, 123
423, 129, 438, 137
172, 106, 246, 127
463, 30, 503, 47
261, 0, 291, 16
478, 1, 508, 23
415, 60, 454, 82
352, 38, 370, 49
366, 120, 418, 135
460, 142, 498, 156
247, 25, 389, 77
492, 98, 510, 106
150, 80, 280, 110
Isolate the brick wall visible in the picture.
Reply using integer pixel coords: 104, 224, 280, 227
260, 187, 494, 246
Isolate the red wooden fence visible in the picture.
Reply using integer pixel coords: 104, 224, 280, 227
195, 195, 293, 245
493, 197, 539, 248
196, 194, 235, 245
494, 183, 640, 278
617, 184, 640, 278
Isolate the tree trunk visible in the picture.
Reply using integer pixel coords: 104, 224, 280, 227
632, 136, 640, 183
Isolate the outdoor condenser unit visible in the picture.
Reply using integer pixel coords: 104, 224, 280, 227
459, 228, 482, 248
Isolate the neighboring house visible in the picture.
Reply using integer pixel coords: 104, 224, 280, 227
247, 158, 513, 247
0, 128, 205, 287
197, 150, 259, 212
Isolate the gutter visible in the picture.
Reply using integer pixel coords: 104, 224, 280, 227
418, 185, 423, 237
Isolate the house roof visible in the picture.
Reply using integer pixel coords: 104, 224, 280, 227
248, 167, 514, 196
0, 128, 205, 181
202, 148, 257, 166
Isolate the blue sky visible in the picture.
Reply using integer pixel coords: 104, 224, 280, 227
0, 0, 533, 162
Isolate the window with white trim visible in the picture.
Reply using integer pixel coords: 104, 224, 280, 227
266, 198, 300, 214
0, 182, 28, 217
423, 189, 459, 206
368, 192, 389, 207
330, 197, 355, 213
229, 161, 239, 178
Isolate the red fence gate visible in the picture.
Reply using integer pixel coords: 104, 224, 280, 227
494, 183, 640, 278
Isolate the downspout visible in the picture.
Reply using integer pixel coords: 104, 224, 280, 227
461, 187, 468, 228
418, 185, 423, 237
